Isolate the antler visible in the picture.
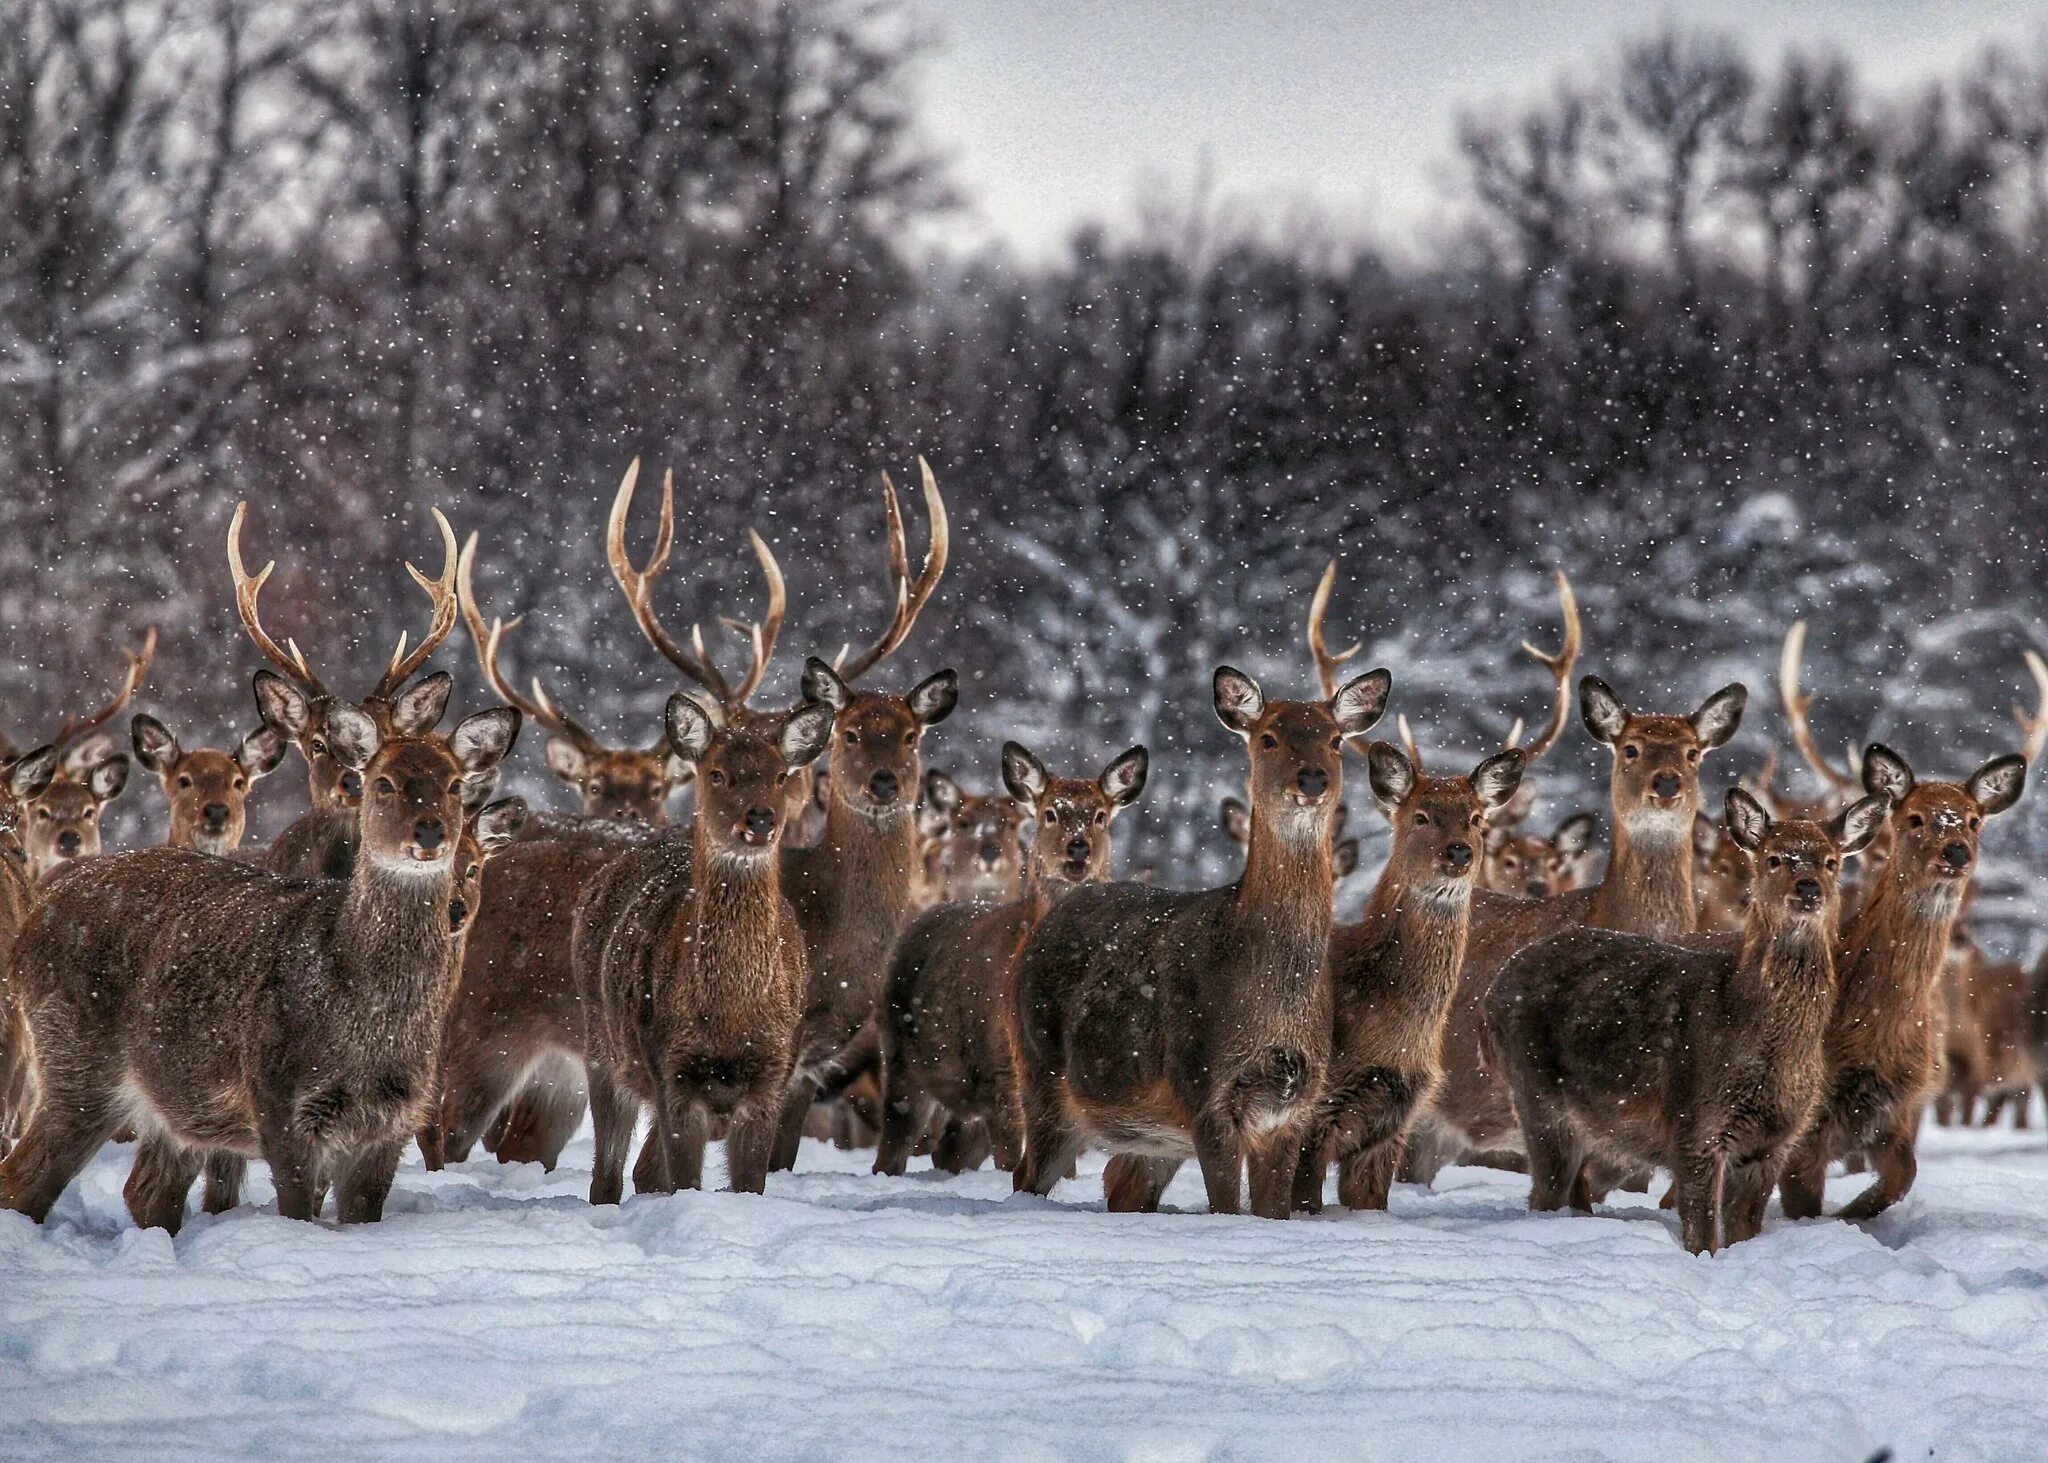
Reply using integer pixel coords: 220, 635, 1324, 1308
1511, 571, 1581, 760
1779, 621, 1860, 794
1396, 715, 1427, 776
2016, 649, 2048, 765
606, 459, 786, 708
228, 501, 329, 696
458, 534, 604, 756
835, 457, 949, 684
369, 507, 460, 700
1307, 559, 1362, 701
52, 627, 157, 753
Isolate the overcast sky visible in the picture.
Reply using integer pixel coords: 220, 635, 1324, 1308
903, 1, 2047, 258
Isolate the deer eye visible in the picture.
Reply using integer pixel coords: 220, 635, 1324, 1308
1622, 745, 1639, 760
1907, 813, 1925, 829
1413, 812, 1429, 827
1094, 810, 1106, 826
904, 730, 917, 746
1502, 856, 1518, 870
311, 740, 328, 756
177, 774, 192, 789
708, 770, 726, 786
464, 864, 480, 880
1968, 815, 1981, 831
35, 808, 49, 821
777, 771, 789, 786
1686, 748, 1700, 764
843, 730, 858, 746
1329, 736, 1341, 750
375, 777, 396, 795
232, 777, 246, 792
1767, 855, 1781, 870
447, 780, 463, 796
1041, 809, 1056, 825
1260, 733, 1278, 750
1825, 858, 1839, 872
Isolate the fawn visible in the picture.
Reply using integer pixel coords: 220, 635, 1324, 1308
132, 713, 286, 855
573, 692, 836, 1200
1487, 788, 1885, 1254
877, 741, 1148, 1178
0, 672, 520, 1229
1010, 663, 1390, 1219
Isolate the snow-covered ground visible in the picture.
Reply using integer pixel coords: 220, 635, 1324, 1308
5, 1117, 2047, 1461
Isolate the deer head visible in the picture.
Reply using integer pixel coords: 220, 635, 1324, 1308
1000, 741, 1148, 891
1857, 743, 2026, 909
1366, 742, 1526, 905
449, 797, 529, 936
664, 693, 835, 860
919, 770, 1029, 901
801, 658, 956, 824
1723, 785, 1886, 928
1484, 810, 1597, 899
1214, 665, 1391, 852
132, 714, 287, 855
1580, 675, 1746, 840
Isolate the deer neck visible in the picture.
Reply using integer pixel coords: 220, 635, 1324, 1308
1835, 860, 1963, 1031
816, 792, 920, 927
694, 824, 785, 954
1235, 808, 1336, 954
342, 854, 457, 995
1740, 909, 1838, 1053
1592, 814, 1695, 938
1354, 863, 1476, 1009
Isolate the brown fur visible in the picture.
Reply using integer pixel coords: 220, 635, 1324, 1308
1482, 811, 1595, 901
20, 754, 130, 883
0, 749, 59, 1145
132, 714, 286, 856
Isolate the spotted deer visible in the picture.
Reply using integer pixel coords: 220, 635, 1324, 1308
9, 631, 154, 883
877, 741, 1149, 1179
1488, 788, 1887, 1254
571, 692, 835, 1200
1011, 662, 1391, 1219
131, 714, 286, 855
0, 664, 521, 1229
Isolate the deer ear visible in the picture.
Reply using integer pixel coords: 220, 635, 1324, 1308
8, 746, 58, 802
1470, 748, 1526, 810
1831, 795, 1889, 856
780, 702, 836, 769
1330, 669, 1392, 740
458, 766, 501, 818
449, 706, 520, 773
1967, 754, 2028, 818
1213, 666, 1264, 735
1553, 811, 1598, 860
1580, 677, 1628, 744
915, 795, 952, 841
85, 755, 129, 803
253, 670, 310, 738
800, 657, 850, 712
472, 797, 527, 855
1332, 837, 1360, 880
1690, 683, 1748, 749
325, 704, 382, 771
390, 671, 454, 738
131, 714, 179, 775
664, 694, 716, 765
62, 734, 117, 783
236, 725, 287, 779
923, 769, 964, 816
1366, 740, 1415, 807
1220, 796, 1251, 847
1725, 786, 1770, 852
907, 669, 958, 726
1861, 743, 1915, 804
1099, 746, 1149, 810
544, 736, 589, 786
1000, 742, 1050, 807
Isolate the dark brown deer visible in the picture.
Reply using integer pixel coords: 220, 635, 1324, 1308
1010, 663, 1391, 1219
0, 748, 59, 1145
0, 672, 520, 1229
131, 714, 286, 855
1487, 788, 1887, 1254
876, 741, 1148, 1179
1777, 740, 2029, 1221
573, 692, 835, 1201
1284, 742, 1526, 1215
12, 631, 154, 883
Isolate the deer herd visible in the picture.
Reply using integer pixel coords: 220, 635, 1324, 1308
0, 463, 2043, 1258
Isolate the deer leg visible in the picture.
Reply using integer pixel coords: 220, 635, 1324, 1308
333, 1138, 406, 1224
1246, 1126, 1306, 1220
1192, 1112, 1246, 1217
1673, 1143, 1725, 1255
873, 1038, 928, 1177
932, 1113, 978, 1174
2016, 1094, 2033, 1131
768, 1072, 815, 1174
1012, 1073, 1083, 1198
436, 1044, 526, 1168
1722, 1154, 1778, 1245
123, 1134, 202, 1235
721, 1096, 779, 1195
1291, 1138, 1329, 1215
986, 1097, 1025, 1173
257, 1118, 322, 1224
1337, 1135, 1406, 1212
585, 1066, 640, 1207
648, 1082, 707, 1195
201, 1152, 246, 1214
1835, 1121, 1918, 1222
0, 1087, 124, 1223
1776, 1139, 1827, 1221
1516, 1105, 1581, 1214
1103, 1154, 1180, 1212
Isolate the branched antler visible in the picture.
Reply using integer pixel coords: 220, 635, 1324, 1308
458, 534, 604, 756
835, 458, 949, 683
2015, 649, 2048, 765
51, 628, 157, 754
229, 501, 329, 696
1511, 571, 1581, 760
1307, 559, 1362, 701
1779, 621, 1859, 794
370, 507, 460, 700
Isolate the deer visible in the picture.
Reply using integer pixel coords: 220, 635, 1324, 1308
876, 741, 1149, 1179
1775, 736, 2031, 1222
1009, 659, 1391, 1220
917, 770, 1028, 906
0, 748, 59, 1146
8, 631, 155, 883
1487, 787, 1887, 1254
1483, 811, 1596, 901
0, 649, 521, 1229
570, 691, 836, 1201
1222, 794, 1360, 883
1692, 813, 1752, 932
1276, 741, 1528, 1215
131, 714, 287, 855
229, 502, 466, 882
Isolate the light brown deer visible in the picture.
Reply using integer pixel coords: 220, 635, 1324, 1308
1489, 788, 1887, 1253
0, 665, 520, 1229
131, 714, 286, 855
1011, 662, 1391, 1219
877, 741, 1149, 1179
917, 770, 1029, 906
573, 692, 836, 1200
11, 631, 154, 882
0, 748, 59, 1145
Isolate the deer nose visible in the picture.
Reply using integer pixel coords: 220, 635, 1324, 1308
1445, 842, 1473, 870
1651, 772, 1681, 799
202, 802, 230, 827
1527, 879, 1550, 898
340, 770, 363, 799
744, 806, 776, 840
1794, 877, 1822, 906
979, 841, 1004, 865
1297, 768, 1328, 798
56, 831, 80, 856
1065, 837, 1091, 865
414, 819, 445, 852
868, 770, 899, 804
1942, 842, 1971, 869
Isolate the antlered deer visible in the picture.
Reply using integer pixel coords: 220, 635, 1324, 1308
10, 631, 154, 882
877, 741, 1149, 1179
0, 671, 520, 1229
1487, 788, 1887, 1254
1010, 662, 1391, 1219
572, 692, 836, 1200
131, 714, 287, 855
1286, 742, 1526, 1215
